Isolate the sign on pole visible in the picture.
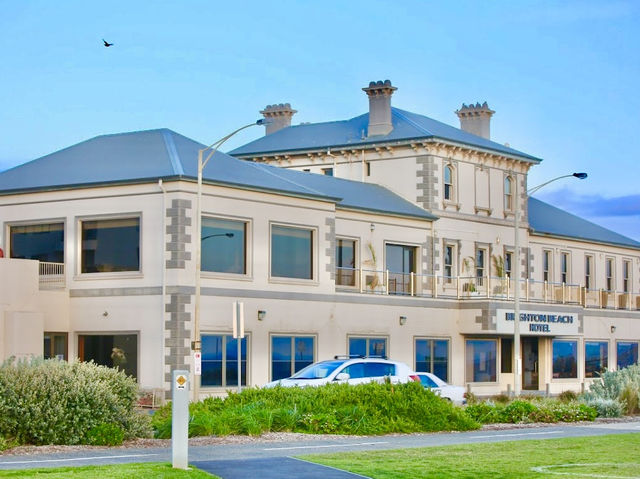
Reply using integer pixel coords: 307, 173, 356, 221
232, 301, 245, 393
194, 351, 202, 376
172, 370, 189, 469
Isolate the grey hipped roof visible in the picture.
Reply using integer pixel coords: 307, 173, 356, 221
528, 197, 640, 250
230, 107, 542, 162
0, 129, 435, 221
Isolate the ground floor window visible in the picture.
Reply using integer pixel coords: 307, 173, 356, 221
201, 334, 247, 387
78, 334, 137, 379
585, 341, 608, 378
415, 338, 449, 381
552, 340, 577, 379
465, 339, 496, 383
44, 332, 67, 360
617, 341, 639, 370
348, 336, 387, 358
271, 335, 315, 381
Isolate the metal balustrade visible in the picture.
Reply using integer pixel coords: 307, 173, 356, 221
38, 262, 65, 289
335, 267, 640, 310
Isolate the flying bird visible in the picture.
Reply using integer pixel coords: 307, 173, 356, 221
103, 39, 113, 47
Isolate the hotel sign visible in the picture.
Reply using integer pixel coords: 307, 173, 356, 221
496, 309, 580, 336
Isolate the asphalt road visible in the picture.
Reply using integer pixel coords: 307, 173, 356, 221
1, 420, 639, 477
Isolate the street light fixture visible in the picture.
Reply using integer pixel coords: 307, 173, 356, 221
512, 172, 587, 397
193, 119, 265, 401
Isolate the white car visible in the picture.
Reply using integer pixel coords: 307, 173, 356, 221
416, 372, 467, 405
264, 356, 419, 388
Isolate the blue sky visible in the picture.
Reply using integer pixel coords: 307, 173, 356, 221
1, 0, 639, 239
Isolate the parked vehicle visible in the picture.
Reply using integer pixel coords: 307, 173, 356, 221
415, 372, 466, 405
264, 356, 419, 388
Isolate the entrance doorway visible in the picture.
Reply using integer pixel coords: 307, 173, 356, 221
522, 337, 539, 390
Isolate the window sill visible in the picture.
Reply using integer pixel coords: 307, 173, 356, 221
475, 206, 493, 216
443, 200, 461, 211
201, 272, 253, 282
269, 276, 319, 287
74, 271, 143, 281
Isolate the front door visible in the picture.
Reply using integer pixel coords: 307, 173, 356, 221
522, 337, 539, 390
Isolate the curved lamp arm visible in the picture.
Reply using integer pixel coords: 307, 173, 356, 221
527, 172, 588, 196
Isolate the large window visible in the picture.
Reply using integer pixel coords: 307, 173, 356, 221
444, 245, 454, 283
617, 341, 639, 370
201, 217, 247, 274
605, 257, 614, 292
465, 339, 497, 383
504, 176, 513, 212
560, 252, 570, 284
336, 238, 356, 286
271, 225, 313, 280
585, 341, 608, 378
444, 165, 454, 201
349, 336, 387, 358
201, 334, 247, 387
386, 243, 417, 294
10, 222, 64, 263
543, 250, 552, 283
271, 336, 315, 381
44, 332, 68, 361
623, 260, 631, 293
415, 339, 449, 381
81, 217, 140, 273
585, 255, 594, 290
78, 334, 138, 379
552, 340, 577, 379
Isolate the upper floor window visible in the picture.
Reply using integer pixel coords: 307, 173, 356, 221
476, 248, 486, 282
81, 217, 139, 273
10, 222, 64, 263
336, 238, 356, 287
271, 224, 314, 280
322, 167, 333, 176
504, 176, 513, 212
623, 260, 631, 293
444, 244, 454, 282
386, 243, 417, 295
201, 217, 247, 275
585, 255, 594, 290
605, 257, 614, 292
560, 252, 570, 284
504, 251, 513, 278
443, 165, 454, 201
543, 250, 552, 283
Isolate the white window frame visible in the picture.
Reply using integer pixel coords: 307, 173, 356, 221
543, 249, 552, 283
200, 214, 252, 280
335, 236, 359, 288
585, 254, 594, 290
560, 251, 570, 284
504, 175, 514, 212
443, 164, 455, 202
623, 259, 631, 293
605, 257, 615, 292
269, 222, 318, 284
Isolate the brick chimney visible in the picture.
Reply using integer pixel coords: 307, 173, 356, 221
260, 103, 297, 135
362, 80, 397, 137
455, 102, 495, 139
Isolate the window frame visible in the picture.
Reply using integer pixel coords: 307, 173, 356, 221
605, 257, 615, 292
348, 335, 389, 358
200, 333, 249, 388
560, 252, 570, 284
77, 332, 139, 380
585, 255, 594, 290
504, 175, 513, 212
465, 338, 498, 383
200, 215, 251, 279
584, 340, 608, 379
335, 236, 358, 288
269, 222, 317, 283
616, 341, 639, 370
76, 213, 142, 278
443, 164, 455, 202
384, 242, 419, 295
543, 249, 552, 283
8, 219, 66, 264
623, 259, 631, 293
552, 339, 578, 379
443, 243, 455, 283
414, 337, 450, 382
270, 334, 316, 381
44, 332, 68, 361
476, 247, 487, 285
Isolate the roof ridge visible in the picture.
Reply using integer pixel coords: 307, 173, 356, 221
242, 161, 329, 198
391, 108, 434, 136
161, 130, 184, 175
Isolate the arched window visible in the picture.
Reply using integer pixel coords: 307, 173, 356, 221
444, 165, 454, 201
504, 176, 513, 211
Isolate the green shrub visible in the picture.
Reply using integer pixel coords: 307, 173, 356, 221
558, 390, 578, 403
490, 393, 510, 404
584, 397, 624, 418
464, 401, 502, 424
0, 357, 152, 445
582, 364, 640, 403
619, 383, 640, 415
500, 400, 537, 423
86, 423, 125, 446
465, 398, 597, 424
153, 381, 479, 438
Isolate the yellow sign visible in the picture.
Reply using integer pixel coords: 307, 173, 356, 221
176, 374, 187, 389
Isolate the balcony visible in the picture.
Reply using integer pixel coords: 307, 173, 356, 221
38, 262, 65, 289
335, 267, 640, 310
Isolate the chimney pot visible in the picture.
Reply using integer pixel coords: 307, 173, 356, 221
455, 101, 495, 139
362, 79, 397, 137
260, 103, 298, 135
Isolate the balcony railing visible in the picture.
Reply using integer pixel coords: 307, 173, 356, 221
39, 262, 65, 289
335, 267, 640, 310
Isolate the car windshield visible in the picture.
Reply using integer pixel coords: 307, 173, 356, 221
290, 360, 346, 379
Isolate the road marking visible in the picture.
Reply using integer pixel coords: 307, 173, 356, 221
292, 457, 373, 478
469, 431, 562, 439
264, 441, 389, 451
0, 453, 159, 465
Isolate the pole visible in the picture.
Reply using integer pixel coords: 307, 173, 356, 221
513, 173, 522, 397
171, 370, 189, 469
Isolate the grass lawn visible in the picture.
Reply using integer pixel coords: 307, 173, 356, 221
305, 433, 640, 479
0, 462, 217, 478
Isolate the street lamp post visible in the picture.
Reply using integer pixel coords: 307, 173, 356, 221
512, 172, 587, 397
193, 119, 265, 401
